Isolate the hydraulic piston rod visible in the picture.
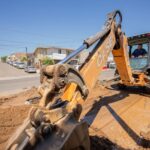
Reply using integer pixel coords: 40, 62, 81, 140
59, 10, 122, 64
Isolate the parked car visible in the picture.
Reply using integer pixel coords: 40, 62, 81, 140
13, 62, 19, 67
17, 62, 25, 69
107, 61, 116, 69
9, 61, 13, 65
68, 59, 80, 70
24, 66, 36, 73
6, 60, 10, 64
74, 64, 81, 70
7, 61, 12, 65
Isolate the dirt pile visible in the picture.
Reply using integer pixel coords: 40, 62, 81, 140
0, 106, 30, 149
0, 85, 120, 150
0, 85, 126, 150
0, 87, 40, 150
0, 85, 150, 150
0, 87, 40, 106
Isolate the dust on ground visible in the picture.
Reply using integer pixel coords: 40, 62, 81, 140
0, 87, 40, 106
0, 84, 150, 150
0, 84, 123, 150
0, 85, 119, 150
0, 87, 40, 150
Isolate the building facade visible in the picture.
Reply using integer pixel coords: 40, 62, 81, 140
8, 53, 27, 62
34, 47, 73, 64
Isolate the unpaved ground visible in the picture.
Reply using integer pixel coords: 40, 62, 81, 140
0, 106, 30, 150
0, 84, 150, 150
0, 87, 40, 150
81, 83, 150, 150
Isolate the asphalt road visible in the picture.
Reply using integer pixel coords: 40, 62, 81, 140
0, 69, 115, 94
0, 62, 28, 78
0, 62, 40, 94
0, 62, 115, 94
0, 76, 40, 94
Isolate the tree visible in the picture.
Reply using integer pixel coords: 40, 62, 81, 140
21, 56, 27, 62
1, 56, 7, 63
42, 57, 54, 65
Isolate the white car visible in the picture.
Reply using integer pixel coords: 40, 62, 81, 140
25, 66, 36, 73
108, 62, 116, 69
17, 63, 25, 69
13, 62, 19, 67
9, 61, 13, 65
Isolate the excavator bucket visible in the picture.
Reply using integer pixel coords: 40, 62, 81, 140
6, 113, 90, 150
6, 63, 91, 150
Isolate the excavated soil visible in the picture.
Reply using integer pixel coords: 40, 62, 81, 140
0, 106, 30, 150
0, 85, 150, 150
0, 87, 40, 150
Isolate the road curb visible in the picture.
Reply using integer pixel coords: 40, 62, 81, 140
0, 74, 40, 81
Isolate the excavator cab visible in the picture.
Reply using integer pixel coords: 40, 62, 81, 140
128, 33, 150, 75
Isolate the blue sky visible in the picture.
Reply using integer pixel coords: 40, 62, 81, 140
0, 0, 150, 56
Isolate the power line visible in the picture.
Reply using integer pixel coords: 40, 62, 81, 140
0, 38, 82, 47
0, 39, 45, 46
0, 47, 27, 51
0, 27, 83, 40
0, 44, 24, 47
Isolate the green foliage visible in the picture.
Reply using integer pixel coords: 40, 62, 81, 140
42, 57, 54, 65
21, 56, 27, 62
1, 56, 7, 62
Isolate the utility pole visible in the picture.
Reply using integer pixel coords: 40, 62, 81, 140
25, 47, 27, 55
25, 47, 28, 66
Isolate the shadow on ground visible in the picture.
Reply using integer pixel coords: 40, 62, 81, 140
84, 83, 150, 149
90, 135, 127, 150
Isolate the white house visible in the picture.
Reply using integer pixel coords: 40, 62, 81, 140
34, 47, 74, 64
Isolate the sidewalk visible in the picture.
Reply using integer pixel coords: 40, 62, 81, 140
0, 74, 40, 81
0, 88, 29, 97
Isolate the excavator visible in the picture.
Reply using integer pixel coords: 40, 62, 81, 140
6, 10, 150, 150
128, 33, 150, 75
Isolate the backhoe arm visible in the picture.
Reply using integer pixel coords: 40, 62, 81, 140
7, 10, 137, 150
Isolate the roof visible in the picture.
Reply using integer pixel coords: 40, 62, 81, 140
128, 33, 150, 45
11, 52, 26, 57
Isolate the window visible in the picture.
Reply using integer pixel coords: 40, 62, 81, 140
129, 43, 149, 70
129, 43, 148, 57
